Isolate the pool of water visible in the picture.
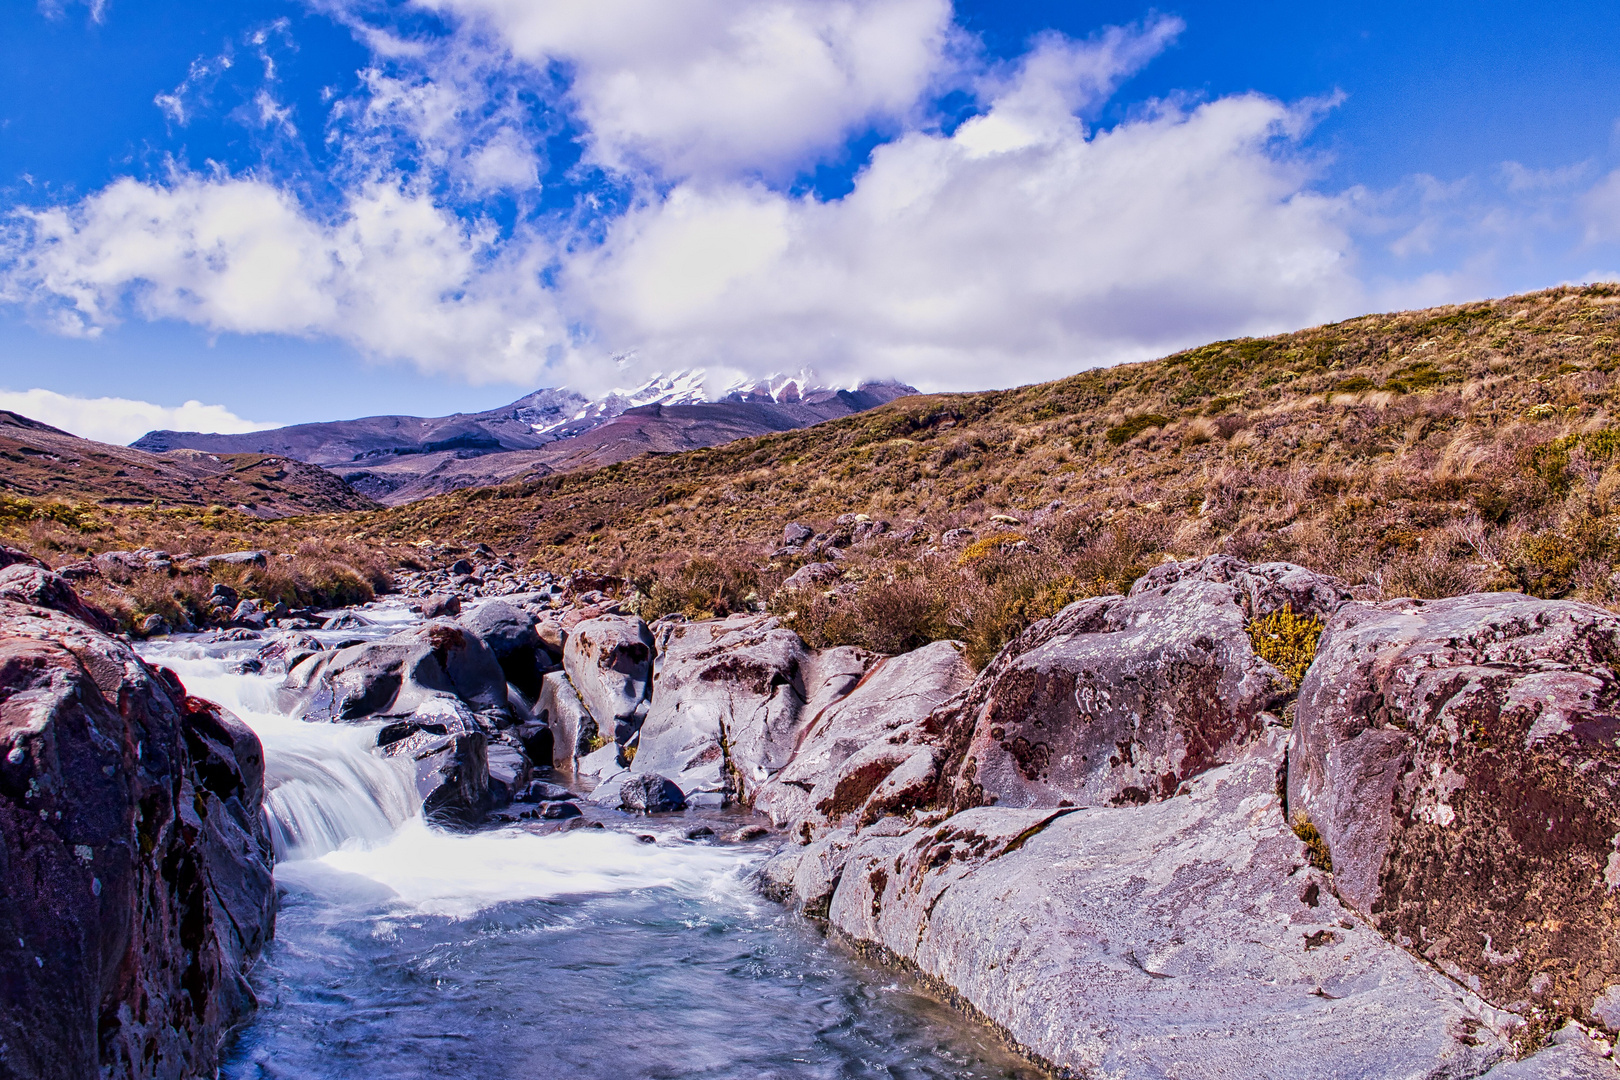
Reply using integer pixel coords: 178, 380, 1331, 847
139, 607, 1040, 1080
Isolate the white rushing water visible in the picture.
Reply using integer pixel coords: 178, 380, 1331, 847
138, 605, 1038, 1079
138, 604, 754, 906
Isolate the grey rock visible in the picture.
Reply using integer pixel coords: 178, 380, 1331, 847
190, 550, 269, 570
449, 558, 474, 575
783, 522, 814, 545
516, 781, 577, 803
562, 615, 654, 745
940, 555, 1347, 813
321, 610, 372, 631
536, 670, 596, 767
780, 561, 840, 591
634, 615, 875, 802
754, 639, 973, 840
255, 632, 323, 677
461, 599, 548, 695
619, 773, 686, 813
540, 801, 582, 820
1480, 1037, 1619, 1079
0, 565, 117, 633
140, 613, 171, 637
277, 619, 510, 724
210, 583, 239, 606
827, 737, 1512, 1080
1288, 591, 1620, 1019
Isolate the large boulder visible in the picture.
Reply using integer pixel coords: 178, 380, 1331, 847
820, 736, 1513, 1079
0, 564, 117, 633
940, 556, 1349, 813
278, 619, 510, 724
632, 615, 874, 803
536, 669, 595, 767
754, 639, 974, 840
460, 599, 550, 696
1288, 592, 1620, 1026
375, 699, 490, 825
562, 615, 655, 745
0, 599, 275, 1080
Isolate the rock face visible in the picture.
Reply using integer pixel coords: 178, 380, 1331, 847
376, 701, 491, 825
941, 556, 1349, 813
632, 615, 873, 802
1288, 592, 1620, 1026
816, 738, 1513, 1079
562, 615, 654, 747
0, 599, 275, 1080
278, 619, 510, 724
753, 640, 974, 840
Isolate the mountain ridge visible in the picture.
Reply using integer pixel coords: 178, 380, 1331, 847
132, 372, 918, 505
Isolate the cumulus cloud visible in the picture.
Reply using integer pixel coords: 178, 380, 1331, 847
1, 175, 569, 384
0, 387, 277, 445
415, 0, 959, 180
568, 80, 1357, 389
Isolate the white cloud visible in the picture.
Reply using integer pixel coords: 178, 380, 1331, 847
564, 41, 1358, 389
1583, 168, 1620, 243
415, 0, 959, 180
0, 387, 277, 445
2, 175, 569, 384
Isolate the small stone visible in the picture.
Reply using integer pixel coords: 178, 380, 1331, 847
726, 824, 770, 842
619, 773, 686, 813
540, 801, 582, 820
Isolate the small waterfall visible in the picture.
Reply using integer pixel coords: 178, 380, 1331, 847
141, 642, 422, 862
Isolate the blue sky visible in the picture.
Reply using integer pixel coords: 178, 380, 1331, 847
1, 0, 1618, 442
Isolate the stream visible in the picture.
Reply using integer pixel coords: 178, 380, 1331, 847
137, 605, 1039, 1080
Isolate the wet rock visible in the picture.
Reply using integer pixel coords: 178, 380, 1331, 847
620, 773, 686, 813
375, 700, 490, 824
516, 780, 577, 803
562, 615, 654, 746
461, 599, 548, 696
1288, 592, 1620, 1022
418, 593, 461, 619
140, 613, 171, 637
540, 801, 582, 820
281, 619, 511, 724
255, 633, 323, 677
536, 669, 596, 767
755, 640, 974, 840
684, 824, 715, 840
321, 610, 372, 631
230, 599, 269, 630
0, 599, 275, 1080
827, 738, 1511, 1079
484, 734, 532, 808
634, 615, 874, 802
0, 565, 117, 633
940, 555, 1348, 813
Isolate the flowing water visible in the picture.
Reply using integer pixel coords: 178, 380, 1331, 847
139, 608, 1040, 1080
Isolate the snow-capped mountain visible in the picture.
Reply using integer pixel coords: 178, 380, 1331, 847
130, 370, 918, 504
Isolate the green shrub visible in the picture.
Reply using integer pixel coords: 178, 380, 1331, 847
1246, 605, 1323, 687
1290, 812, 1333, 872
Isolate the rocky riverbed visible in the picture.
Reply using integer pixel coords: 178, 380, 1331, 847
5, 547, 1620, 1079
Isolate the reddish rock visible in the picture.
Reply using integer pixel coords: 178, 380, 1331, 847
0, 599, 274, 1080
1288, 592, 1620, 1027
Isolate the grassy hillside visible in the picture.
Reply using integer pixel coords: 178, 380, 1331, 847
342, 285, 1620, 645
8, 283, 1620, 652
0, 411, 378, 516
